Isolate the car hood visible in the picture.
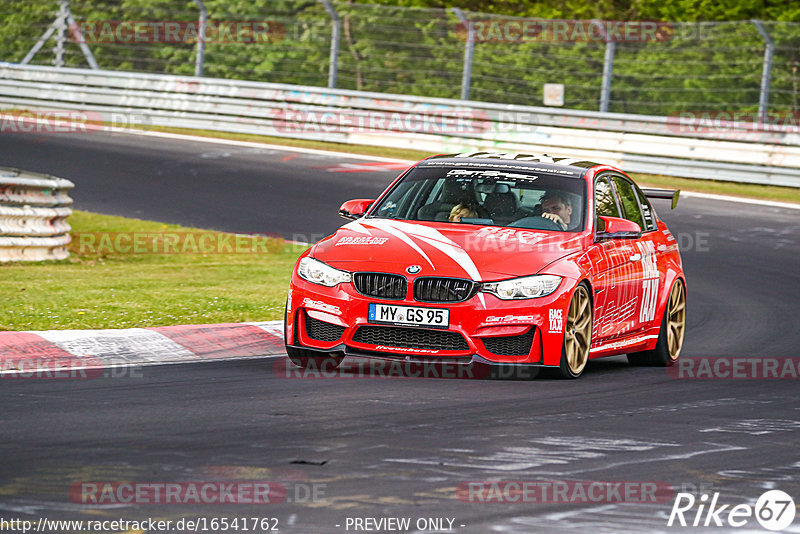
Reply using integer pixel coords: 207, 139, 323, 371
311, 218, 585, 280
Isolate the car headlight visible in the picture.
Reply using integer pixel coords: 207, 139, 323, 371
297, 257, 351, 287
482, 275, 562, 299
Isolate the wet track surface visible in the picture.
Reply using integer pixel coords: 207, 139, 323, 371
1, 130, 799, 532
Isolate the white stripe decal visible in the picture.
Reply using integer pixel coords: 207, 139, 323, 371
361, 220, 436, 269
365, 219, 484, 281
414, 235, 482, 282
590, 334, 660, 353
384, 220, 456, 245
342, 221, 372, 235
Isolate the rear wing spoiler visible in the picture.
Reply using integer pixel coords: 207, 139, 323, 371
641, 188, 680, 209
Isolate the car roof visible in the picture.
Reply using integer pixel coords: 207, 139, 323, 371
418, 152, 602, 179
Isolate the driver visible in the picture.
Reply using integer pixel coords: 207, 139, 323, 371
540, 190, 573, 230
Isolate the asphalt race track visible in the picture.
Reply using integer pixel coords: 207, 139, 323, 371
0, 130, 393, 242
1, 130, 799, 533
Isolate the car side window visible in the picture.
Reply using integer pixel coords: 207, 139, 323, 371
594, 177, 621, 232
612, 176, 646, 231
426, 179, 445, 204
632, 182, 657, 231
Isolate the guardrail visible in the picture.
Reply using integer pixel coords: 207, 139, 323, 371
1, 63, 799, 187
0, 167, 74, 262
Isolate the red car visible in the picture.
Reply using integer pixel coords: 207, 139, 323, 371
285, 152, 686, 378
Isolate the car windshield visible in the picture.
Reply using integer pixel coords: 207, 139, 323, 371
368, 165, 586, 232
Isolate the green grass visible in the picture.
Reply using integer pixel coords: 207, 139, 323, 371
629, 173, 800, 204
0, 211, 306, 331
144, 124, 800, 205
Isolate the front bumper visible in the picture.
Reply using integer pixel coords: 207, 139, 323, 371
286, 272, 576, 367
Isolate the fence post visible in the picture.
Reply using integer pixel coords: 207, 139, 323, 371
451, 8, 474, 101
54, 0, 69, 67
21, 0, 99, 69
752, 20, 774, 126
194, 0, 207, 77
592, 20, 615, 113
65, 12, 99, 69
319, 0, 341, 89
21, 25, 58, 65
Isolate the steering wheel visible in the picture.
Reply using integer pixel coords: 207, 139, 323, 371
508, 216, 563, 231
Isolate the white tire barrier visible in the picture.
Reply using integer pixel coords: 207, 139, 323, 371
0, 168, 74, 262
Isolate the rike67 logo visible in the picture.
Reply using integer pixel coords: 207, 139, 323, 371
668, 490, 795, 531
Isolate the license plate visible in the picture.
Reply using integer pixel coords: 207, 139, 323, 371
368, 303, 449, 328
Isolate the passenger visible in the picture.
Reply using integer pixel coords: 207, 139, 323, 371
449, 203, 478, 222
540, 190, 573, 230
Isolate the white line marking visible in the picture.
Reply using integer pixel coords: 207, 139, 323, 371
536, 443, 746, 477
0, 353, 285, 376
36, 328, 198, 363
117, 128, 800, 210
8, 117, 800, 209
120, 128, 412, 163
245, 320, 285, 339
545, 504, 619, 521
681, 191, 800, 210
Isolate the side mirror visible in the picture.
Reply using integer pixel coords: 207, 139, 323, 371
338, 199, 374, 220
595, 216, 642, 241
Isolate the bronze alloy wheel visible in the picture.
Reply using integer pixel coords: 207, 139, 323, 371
560, 284, 592, 378
666, 279, 686, 360
627, 278, 687, 367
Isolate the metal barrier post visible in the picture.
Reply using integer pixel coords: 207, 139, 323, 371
23, 0, 98, 69
54, 0, 69, 67
319, 0, 341, 89
593, 20, 615, 113
194, 0, 207, 77
65, 11, 99, 69
451, 8, 474, 101
752, 20, 774, 126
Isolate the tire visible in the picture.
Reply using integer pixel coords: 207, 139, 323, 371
627, 279, 686, 367
558, 283, 593, 379
286, 345, 344, 371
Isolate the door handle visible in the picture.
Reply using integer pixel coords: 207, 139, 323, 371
629, 253, 642, 262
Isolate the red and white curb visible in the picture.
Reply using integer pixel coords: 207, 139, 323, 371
0, 320, 285, 375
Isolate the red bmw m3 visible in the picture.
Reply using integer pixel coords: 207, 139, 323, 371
285, 152, 686, 378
